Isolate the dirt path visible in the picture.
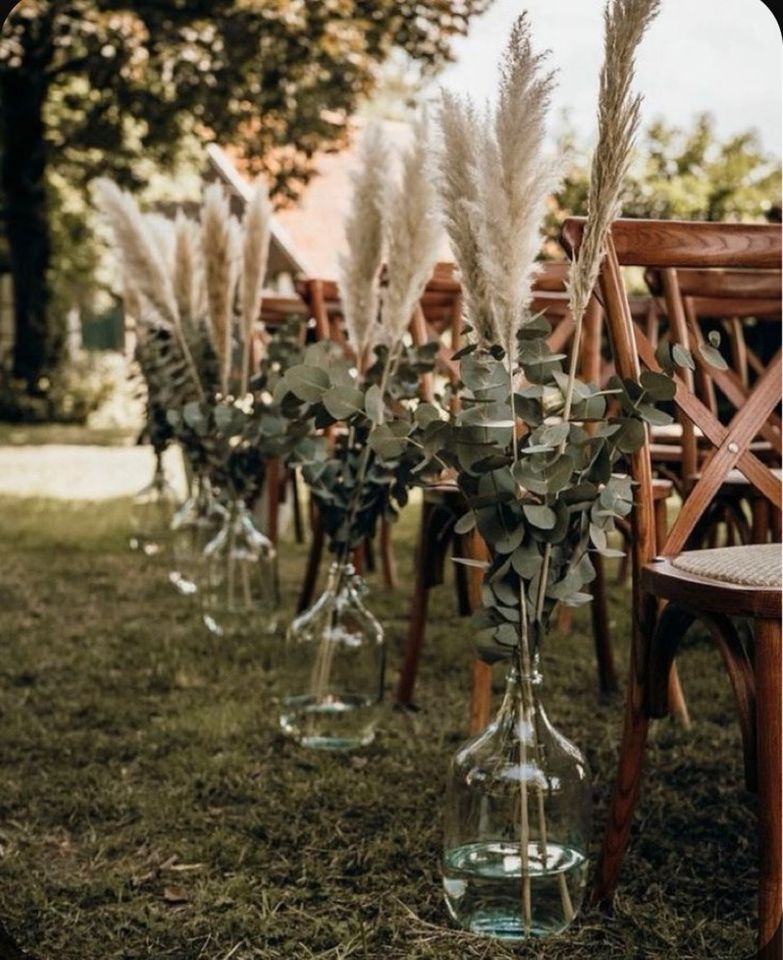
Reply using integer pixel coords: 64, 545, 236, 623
0, 444, 187, 500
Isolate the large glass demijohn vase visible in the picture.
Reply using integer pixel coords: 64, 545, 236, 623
169, 478, 226, 596
279, 562, 385, 750
443, 652, 591, 940
129, 455, 178, 558
201, 498, 280, 637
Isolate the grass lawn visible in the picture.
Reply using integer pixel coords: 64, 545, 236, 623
0, 489, 758, 959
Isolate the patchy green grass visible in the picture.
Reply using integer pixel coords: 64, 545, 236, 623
0, 492, 758, 959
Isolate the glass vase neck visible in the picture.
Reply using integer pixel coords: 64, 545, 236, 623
497, 654, 544, 721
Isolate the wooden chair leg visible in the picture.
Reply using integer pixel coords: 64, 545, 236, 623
557, 605, 574, 634
396, 500, 436, 707
667, 664, 691, 729
752, 497, 771, 545
297, 512, 325, 614
755, 617, 782, 958
651, 497, 691, 727
453, 556, 472, 616
591, 554, 618, 696
772, 507, 782, 543
465, 529, 492, 732
592, 643, 651, 904
380, 518, 398, 590
615, 518, 632, 584
468, 660, 493, 734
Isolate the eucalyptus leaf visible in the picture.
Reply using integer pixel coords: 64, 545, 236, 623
453, 512, 476, 535
495, 523, 525, 554
365, 384, 385, 424
672, 344, 695, 371
698, 342, 729, 371
614, 417, 646, 454
322, 386, 364, 420
286, 364, 330, 402
640, 370, 676, 401
523, 503, 557, 530
511, 544, 542, 578
638, 404, 674, 426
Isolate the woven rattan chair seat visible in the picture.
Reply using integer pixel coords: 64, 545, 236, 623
671, 543, 782, 588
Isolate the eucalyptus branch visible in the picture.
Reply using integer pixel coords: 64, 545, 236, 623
534, 0, 660, 624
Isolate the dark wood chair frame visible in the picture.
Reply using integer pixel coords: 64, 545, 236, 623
562, 216, 782, 958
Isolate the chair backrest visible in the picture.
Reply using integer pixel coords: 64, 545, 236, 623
297, 261, 611, 397
561, 217, 782, 567
643, 266, 783, 479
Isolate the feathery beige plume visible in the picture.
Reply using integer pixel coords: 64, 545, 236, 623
144, 212, 176, 276
380, 114, 442, 346
201, 182, 241, 394
93, 179, 180, 330
173, 212, 201, 324
337, 124, 390, 362
94, 179, 206, 401
472, 14, 559, 364
437, 91, 492, 344
240, 181, 273, 391
566, 0, 661, 343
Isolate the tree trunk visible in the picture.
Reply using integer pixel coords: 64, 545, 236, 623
1, 62, 54, 393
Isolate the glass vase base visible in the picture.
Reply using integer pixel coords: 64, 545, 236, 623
443, 841, 587, 941
279, 695, 378, 750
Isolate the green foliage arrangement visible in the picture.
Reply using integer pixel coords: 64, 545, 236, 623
422, 3, 668, 668
95, 178, 308, 505
413, 324, 684, 661
278, 337, 439, 557
275, 120, 442, 562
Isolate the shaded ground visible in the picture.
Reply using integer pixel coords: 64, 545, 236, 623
0, 473, 759, 959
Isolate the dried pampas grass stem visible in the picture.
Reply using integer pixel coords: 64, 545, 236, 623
338, 124, 390, 366
564, 0, 661, 419
202, 183, 241, 395
437, 92, 492, 345
536, 0, 661, 627
437, 14, 558, 367
240, 181, 273, 394
381, 114, 442, 346
94, 179, 206, 402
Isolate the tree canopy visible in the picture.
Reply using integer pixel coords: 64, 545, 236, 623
552, 112, 781, 229
0, 0, 491, 408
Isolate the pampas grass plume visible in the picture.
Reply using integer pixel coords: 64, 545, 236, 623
381, 113, 442, 344
337, 124, 390, 361
201, 182, 241, 393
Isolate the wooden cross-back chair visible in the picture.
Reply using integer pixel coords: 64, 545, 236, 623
562, 217, 782, 958
253, 294, 311, 546
643, 267, 782, 544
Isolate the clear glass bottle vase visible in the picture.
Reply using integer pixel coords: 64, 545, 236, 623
169, 478, 226, 596
201, 498, 280, 637
279, 561, 385, 750
129, 455, 178, 558
443, 653, 591, 941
